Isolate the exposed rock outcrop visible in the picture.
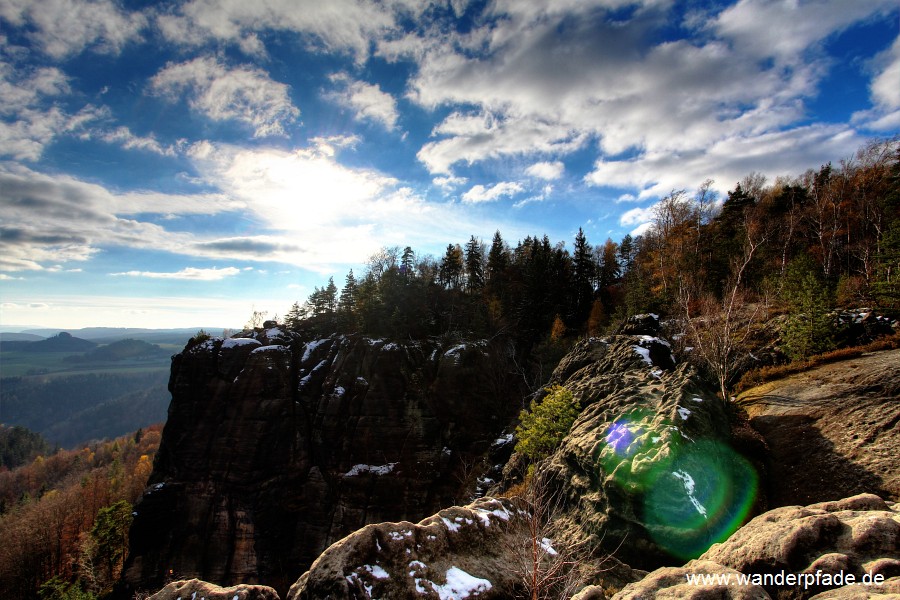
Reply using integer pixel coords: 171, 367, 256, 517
700, 494, 900, 599
737, 348, 900, 506
122, 327, 525, 595
148, 579, 280, 600
606, 559, 771, 599
287, 495, 640, 600
535, 330, 760, 571
287, 497, 523, 599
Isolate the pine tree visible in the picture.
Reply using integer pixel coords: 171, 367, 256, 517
571, 227, 594, 322
337, 270, 358, 331
782, 259, 835, 360
618, 234, 634, 274
464, 235, 485, 293
400, 246, 416, 280
439, 243, 464, 289
285, 301, 304, 329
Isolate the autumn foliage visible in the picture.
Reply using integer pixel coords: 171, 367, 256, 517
0, 424, 162, 599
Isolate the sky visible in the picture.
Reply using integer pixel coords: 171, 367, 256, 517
1, 0, 899, 330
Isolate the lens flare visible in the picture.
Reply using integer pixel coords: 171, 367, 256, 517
599, 413, 758, 559
643, 440, 758, 559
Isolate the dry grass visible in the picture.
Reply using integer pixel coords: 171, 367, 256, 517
734, 332, 900, 393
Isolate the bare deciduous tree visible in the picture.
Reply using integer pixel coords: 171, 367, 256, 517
679, 214, 767, 402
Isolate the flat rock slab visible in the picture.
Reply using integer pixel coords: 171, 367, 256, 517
737, 349, 900, 506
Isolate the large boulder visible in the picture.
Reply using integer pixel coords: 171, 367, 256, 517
122, 329, 526, 596
606, 559, 771, 599
287, 496, 640, 600
536, 335, 761, 571
148, 579, 279, 600
701, 494, 900, 599
737, 348, 900, 506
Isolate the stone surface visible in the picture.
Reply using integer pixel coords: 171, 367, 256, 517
287, 497, 523, 600
122, 329, 525, 596
700, 493, 900, 599
608, 559, 772, 599
148, 579, 280, 600
737, 348, 900, 506
808, 576, 900, 598
535, 332, 761, 571
287, 496, 640, 600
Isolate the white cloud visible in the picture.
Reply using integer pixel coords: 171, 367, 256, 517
185, 141, 515, 267
871, 35, 900, 109
95, 126, 181, 156
328, 73, 399, 129
0, 0, 146, 58
418, 111, 585, 174
0, 58, 103, 160
711, 0, 897, 65
0, 164, 238, 271
149, 56, 300, 137
433, 175, 468, 191
461, 181, 523, 204
395, 1, 896, 190
525, 161, 564, 180
588, 124, 864, 199
112, 267, 241, 280
155, 0, 404, 60
619, 205, 656, 226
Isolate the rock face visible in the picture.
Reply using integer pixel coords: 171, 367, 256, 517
148, 579, 280, 600
737, 348, 900, 506
700, 494, 900, 600
287, 497, 523, 599
535, 329, 761, 571
606, 559, 771, 599
122, 327, 524, 595
288, 495, 640, 600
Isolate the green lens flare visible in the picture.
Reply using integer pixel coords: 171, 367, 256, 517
598, 413, 758, 560
643, 439, 758, 559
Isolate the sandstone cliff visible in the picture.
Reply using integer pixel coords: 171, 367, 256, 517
534, 330, 761, 572
737, 348, 900, 506
122, 326, 525, 595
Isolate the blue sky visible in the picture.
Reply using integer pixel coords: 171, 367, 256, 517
1, 0, 899, 330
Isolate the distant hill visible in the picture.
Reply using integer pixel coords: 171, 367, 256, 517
18, 327, 232, 345
0, 370, 170, 447
0, 332, 45, 342
0, 332, 96, 353
64, 338, 171, 364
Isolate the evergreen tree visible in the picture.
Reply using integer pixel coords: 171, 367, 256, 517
285, 301, 304, 329
781, 257, 835, 360
571, 227, 594, 322
464, 235, 485, 293
439, 243, 464, 289
337, 270, 358, 331
618, 234, 635, 274
400, 246, 416, 280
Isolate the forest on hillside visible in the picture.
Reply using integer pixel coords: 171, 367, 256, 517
284, 139, 898, 365
0, 425, 163, 600
0, 372, 170, 448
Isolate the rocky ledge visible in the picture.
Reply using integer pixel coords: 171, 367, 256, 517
123, 326, 525, 596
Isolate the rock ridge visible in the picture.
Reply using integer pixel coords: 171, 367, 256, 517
122, 326, 525, 595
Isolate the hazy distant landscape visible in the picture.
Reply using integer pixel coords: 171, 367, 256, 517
0, 328, 214, 447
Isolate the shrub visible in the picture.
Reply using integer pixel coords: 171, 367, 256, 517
781, 258, 835, 361
515, 385, 580, 463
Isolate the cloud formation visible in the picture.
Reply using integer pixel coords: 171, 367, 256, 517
0, 0, 146, 58
149, 56, 300, 137
328, 73, 399, 129
112, 267, 241, 280
461, 181, 524, 204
